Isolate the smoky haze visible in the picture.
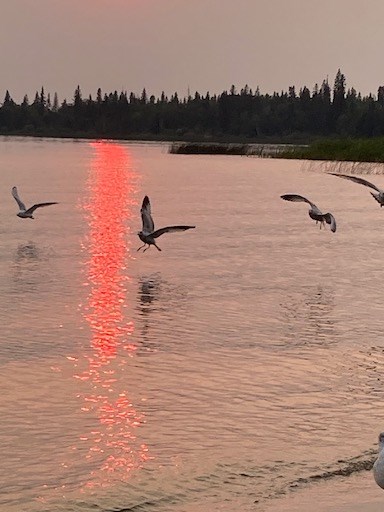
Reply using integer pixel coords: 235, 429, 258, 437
1, 0, 383, 103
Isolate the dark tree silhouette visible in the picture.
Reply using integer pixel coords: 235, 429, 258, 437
0, 70, 384, 140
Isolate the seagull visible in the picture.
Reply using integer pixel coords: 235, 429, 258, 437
281, 194, 336, 232
137, 196, 195, 252
373, 432, 384, 489
329, 173, 384, 206
12, 186, 58, 219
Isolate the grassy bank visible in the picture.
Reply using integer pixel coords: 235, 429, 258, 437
170, 142, 256, 155
169, 142, 305, 156
277, 137, 384, 162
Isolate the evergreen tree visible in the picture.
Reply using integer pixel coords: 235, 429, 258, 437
320, 79, 331, 103
288, 86, 296, 99
332, 69, 346, 127
378, 86, 384, 106
40, 86, 46, 108
171, 92, 179, 104
74, 85, 82, 108
140, 88, 147, 104
118, 91, 128, 104
3, 90, 13, 105
32, 92, 40, 106
52, 92, 59, 112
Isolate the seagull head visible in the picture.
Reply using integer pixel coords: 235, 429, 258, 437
137, 231, 146, 242
378, 432, 384, 450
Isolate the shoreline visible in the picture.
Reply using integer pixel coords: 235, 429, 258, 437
0, 133, 384, 165
2, 133, 384, 164
0, 130, 311, 145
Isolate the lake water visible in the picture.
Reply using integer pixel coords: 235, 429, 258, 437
1, 137, 384, 511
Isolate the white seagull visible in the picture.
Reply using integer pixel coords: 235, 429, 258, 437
12, 186, 58, 219
329, 173, 384, 206
137, 196, 195, 252
373, 432, 384, 489
281, 194, 336, 232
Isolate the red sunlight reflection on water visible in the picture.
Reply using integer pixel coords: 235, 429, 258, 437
75, 141, 149, 487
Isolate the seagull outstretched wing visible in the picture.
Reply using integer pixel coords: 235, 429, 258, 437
25, 202, 58, 215
329, 173, 381, 192
151, 226, 195, 239
12, 186, 26, 211
141, 196, 155, 234
280, 194, 318, 210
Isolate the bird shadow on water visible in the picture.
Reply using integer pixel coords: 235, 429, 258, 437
11, 241, 54, 293
135, 272, 189, 353
15, 241, 41, 260
279, 285, 338, 348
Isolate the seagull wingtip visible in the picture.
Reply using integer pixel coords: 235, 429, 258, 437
142, 195, 150, 206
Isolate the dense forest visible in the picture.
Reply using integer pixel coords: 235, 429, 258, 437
2, 70, 384, 141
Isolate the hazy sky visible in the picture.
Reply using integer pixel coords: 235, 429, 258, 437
2, 0, 384, 103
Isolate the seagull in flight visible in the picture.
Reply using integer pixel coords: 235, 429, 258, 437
373, 432, 384, 489
281, 194, 336, 232
12, 186, 58, 219
137, 196, 195, 252
329, 173, 384, 206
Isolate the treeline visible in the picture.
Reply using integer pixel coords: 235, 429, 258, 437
2, 70, 384, 141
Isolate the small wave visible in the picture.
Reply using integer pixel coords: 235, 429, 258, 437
250, 449, 377, 507
106, 493, 186, 512
287, 449, 376, 492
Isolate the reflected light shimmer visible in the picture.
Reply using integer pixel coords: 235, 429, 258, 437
76, 141, 149, 486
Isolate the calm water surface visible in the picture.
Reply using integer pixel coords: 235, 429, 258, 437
0, 137, 384, 511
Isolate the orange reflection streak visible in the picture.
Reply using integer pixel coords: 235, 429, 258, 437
76, 141, 149, 486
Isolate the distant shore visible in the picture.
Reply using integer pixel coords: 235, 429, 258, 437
170, 137, 384, 163
2, 132, 384, 163
0, 129, 311, 145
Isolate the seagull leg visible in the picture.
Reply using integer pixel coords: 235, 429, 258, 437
143, 245, 151, 253
137, 243, 146, 252
154, 243, 162, 252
